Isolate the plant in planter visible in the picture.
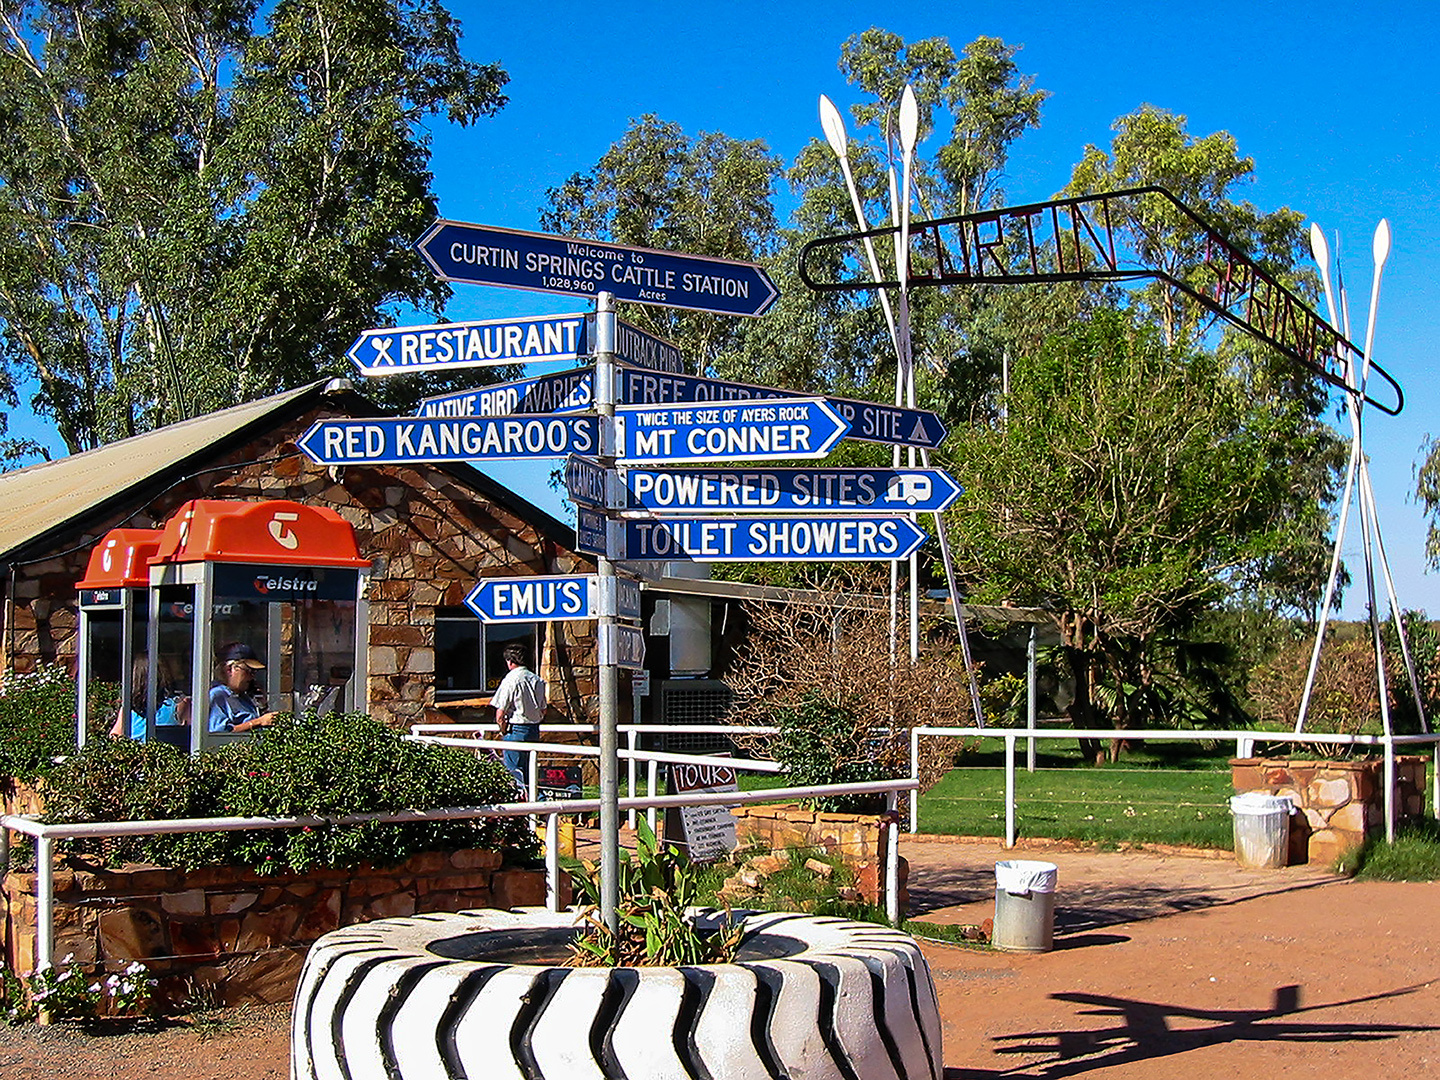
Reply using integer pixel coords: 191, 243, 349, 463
567, 819, 742, 967
292, 821, 944, 1080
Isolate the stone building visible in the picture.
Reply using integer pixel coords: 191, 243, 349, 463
0, 378, 601, 727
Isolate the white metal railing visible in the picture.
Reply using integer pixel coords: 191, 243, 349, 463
910, 726, 1440, 847
407, 722, 782, 831
1, 777, 914, 974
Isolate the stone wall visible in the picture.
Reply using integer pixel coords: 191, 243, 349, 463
1230, 756, 1429, 865
1, 399, 600, 729
1, 851, 562, 1005
728, 803, 906, 910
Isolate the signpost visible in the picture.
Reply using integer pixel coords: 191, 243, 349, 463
418, 367, 948, 451
621, 466, 962, 514
464, 574, 640, 623
416, 220, 779, 316
296, 415, 599, 465
615, 398, 848, 464
599, 623, 646, 671
564, 455, 622, 510
347, 313, 589, 376
615, 516, 928, 562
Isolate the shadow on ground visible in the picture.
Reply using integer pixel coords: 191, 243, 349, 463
942, 980, 1440, 1078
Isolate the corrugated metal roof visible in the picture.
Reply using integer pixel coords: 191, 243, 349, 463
0, 382, 325, 562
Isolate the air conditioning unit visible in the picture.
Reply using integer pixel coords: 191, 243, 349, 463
657, 678, 733, 754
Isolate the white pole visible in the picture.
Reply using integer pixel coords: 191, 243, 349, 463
1027, 626, 1038, 772
647, 759, 659, 834
545, 811, 560, 912
885, 791, 901, 927
36, 836, 54, 970
1385, 733, 1397, 843
909, 727, 920, 834
626, 729, 638, 830
1004, 734, 1017, 848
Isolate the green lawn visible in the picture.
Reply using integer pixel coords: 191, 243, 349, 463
914, 737, 1236, 848
624, 738, 1239, 849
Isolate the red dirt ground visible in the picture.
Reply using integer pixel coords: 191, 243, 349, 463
3, 839, 1436, 1079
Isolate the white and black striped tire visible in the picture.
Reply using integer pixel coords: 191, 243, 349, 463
290, 907, 942, 1080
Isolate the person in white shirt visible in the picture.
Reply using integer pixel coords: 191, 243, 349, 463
490, 642, 547, 791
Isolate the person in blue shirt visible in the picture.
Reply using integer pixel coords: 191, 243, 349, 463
109, 654, 190, 741
208, 642, 279, 733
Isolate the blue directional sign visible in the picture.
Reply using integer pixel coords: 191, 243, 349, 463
615, 369, 948, 450
613, 517, 928, 562
419, 367, 594, 419
347, 313, 589, 377
565, 455, 620, 510
622, 467, 962, 514
465, 575, 640, 623
575, 507, 619, 559
600, 623, 646, 671
417, 367, 947, 452
616, 398, 848, 465
296, 415, 598, 464
415, 220, 779, 317
614, 320, 686, 373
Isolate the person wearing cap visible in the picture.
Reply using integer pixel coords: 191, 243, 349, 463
208, 642, 279, 733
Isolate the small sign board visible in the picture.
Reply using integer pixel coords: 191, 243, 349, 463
598, 623, 645, 671
615, 398, 848, 464
668, 762, 738, 862
296, 415, 599, 464
537, 764, 583, 801
622, 467, 962, 515
616, 516, 928, 562
464, 574, 640, 623
348, 313, 589, 376
418, 367, 594, 418
415, 220, 779, 316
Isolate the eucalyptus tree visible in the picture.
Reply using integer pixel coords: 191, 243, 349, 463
540, 114, 784, 377
0, 0, 507, 455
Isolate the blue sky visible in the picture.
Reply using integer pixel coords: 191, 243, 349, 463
10, 0, 1439, 619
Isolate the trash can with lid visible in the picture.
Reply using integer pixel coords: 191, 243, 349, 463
1230, 792, 1294, 868
992, 860, 1058, 952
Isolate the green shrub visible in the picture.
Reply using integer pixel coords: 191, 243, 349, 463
40, 712, 535, 873
771, 692, 892, 813
0, 665, 116, 782
568, 819, 741, 967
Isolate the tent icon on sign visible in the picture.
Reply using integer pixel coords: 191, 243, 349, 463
884, 474, 932, 505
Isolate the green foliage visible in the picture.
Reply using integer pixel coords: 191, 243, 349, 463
770, 693, 889, 813
541, 114, 782, 376
2, 953, 156, 1023
1338, 819, 1440, 880
568, 818, 741, 967
0, 665, 114, 782
0, 0, 508, 452
39, 712, 535, 874
946, 311, 1339, 737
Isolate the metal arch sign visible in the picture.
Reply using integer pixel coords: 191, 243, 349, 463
416, 220, 780, 317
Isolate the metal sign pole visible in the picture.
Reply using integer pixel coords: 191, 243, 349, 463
594, 291, 620, 934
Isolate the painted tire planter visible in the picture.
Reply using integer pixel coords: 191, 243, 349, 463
291, 907, 943, 1080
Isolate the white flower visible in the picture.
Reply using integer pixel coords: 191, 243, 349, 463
61, 953, 74, 964
105, 975, 120, 988
88, 982, 100, 992
125, 961, 146, 975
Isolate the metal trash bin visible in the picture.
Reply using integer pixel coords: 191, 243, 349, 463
992, 860, 1058, 952
1230, 792, 1294, 868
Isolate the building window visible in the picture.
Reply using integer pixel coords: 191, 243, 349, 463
434, 607, 541, 700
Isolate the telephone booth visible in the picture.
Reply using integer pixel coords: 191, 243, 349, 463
74, 528, 164, 747
143, 499, 372, 754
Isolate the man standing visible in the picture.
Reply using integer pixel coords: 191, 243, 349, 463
491, 642, 547, 792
